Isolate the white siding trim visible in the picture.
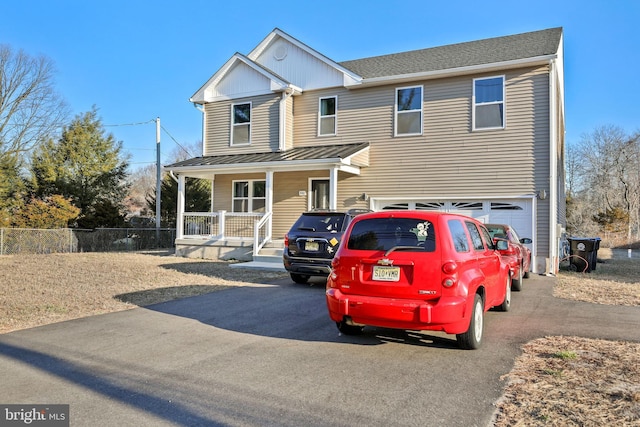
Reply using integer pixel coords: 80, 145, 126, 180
549, 59, 559, 273
329, 168, 338, 210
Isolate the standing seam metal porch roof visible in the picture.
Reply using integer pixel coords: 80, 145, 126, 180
165, 142, 369, 172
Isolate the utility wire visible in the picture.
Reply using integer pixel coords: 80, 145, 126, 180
104, 119, 156, 127
161, 124, 194, 158
103, 118, 195, 161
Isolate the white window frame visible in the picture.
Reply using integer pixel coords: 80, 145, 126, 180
231, 102, 251, 146
318, 96, 337, 136
472, 76, 505, 131
231, 179, 265, 212
394, 85, 423, 137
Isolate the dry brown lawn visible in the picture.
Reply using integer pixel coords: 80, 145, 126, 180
1, 248, 639, 426
493, 248, 640, 426
0, 251, 289, 334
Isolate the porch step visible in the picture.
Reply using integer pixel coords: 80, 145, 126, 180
256, 247, 283, 257
228, 240, 285, 272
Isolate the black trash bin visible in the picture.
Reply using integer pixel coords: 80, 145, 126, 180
567, 237, 600, 273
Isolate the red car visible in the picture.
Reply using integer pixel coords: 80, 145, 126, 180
325, 211, 512, 350
485, 224, 532, 291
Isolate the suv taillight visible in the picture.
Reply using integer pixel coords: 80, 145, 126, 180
331, 255, 340, 270
284, 233, 289, 247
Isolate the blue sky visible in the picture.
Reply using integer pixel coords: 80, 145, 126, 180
2, 1, 638, 170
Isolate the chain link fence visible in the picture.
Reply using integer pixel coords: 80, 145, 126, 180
0, 228, 176, 255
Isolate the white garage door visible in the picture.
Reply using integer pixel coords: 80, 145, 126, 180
487, 200, 533, 242
376, 199, 533, 247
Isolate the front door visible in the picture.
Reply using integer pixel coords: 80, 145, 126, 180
310, 179, 330, 210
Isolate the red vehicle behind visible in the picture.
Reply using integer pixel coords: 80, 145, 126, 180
325, 211, 512, 349
485, 223, 532, 291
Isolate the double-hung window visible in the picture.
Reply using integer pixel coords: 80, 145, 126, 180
231, 102, 251, 145
232, 180, 266, 212
395, 86, 423, 136
318, 96, 337, 136
473, 76, 505, 130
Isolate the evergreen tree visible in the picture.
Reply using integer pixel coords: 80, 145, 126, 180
0, 154, 26, 227
11, 195, 80, 228
146, 174, 211, 227
30, 108, 130, 228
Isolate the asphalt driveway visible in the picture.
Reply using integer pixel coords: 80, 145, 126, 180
1, 273, 638, 426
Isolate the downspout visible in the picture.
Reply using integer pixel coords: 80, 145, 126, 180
279, 88, 294, 151
549, 58, 559, 274
194, 102, 206, 155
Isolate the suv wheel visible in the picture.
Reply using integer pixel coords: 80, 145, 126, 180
290, 273, 310, 284
456, 294, 484, 350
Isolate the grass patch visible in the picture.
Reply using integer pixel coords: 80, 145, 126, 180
553, 350, 577, 360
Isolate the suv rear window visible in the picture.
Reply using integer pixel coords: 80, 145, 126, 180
347, 217, 436, 252
291, 213, 346, 233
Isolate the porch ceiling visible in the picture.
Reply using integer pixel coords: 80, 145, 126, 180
164, 142, 370, 178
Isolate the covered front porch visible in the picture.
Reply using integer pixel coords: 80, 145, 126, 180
165, 142, 370, 261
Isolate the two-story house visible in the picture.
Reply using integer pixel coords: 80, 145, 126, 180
165, 27, 566, 275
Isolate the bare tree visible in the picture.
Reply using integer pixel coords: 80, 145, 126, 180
125, 141, 202, 220
573, 125, 640, 242
0, 44, 69, 162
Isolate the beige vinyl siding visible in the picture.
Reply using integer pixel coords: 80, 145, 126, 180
271, 171, 313, 238
293, 87, 390, 146
199, 65, 553, 259
290, 66, 550, 200
211, 173, 265, 212
203, 93, 280, 156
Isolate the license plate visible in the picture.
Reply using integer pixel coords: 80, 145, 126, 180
305, 241, 319, 251
372, 266, 400, 282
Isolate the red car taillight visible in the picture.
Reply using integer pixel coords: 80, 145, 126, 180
442, 261, 458, 288
327, 256, 340, 286
284, 233, 289, 247
442, 261, 457, 274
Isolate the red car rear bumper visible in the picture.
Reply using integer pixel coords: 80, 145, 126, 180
326, 288, 471, 334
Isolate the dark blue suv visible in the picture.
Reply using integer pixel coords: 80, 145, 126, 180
283, 209, 370, 284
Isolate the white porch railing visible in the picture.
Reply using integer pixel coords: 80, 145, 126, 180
253, 211, 272, 257
181, 211, 271, 248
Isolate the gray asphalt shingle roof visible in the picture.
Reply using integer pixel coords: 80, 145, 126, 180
166, 142, 369, 168
339, 27, 562, 78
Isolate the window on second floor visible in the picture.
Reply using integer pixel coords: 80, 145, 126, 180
318, 96, 337, 136
231, 102, 251, 145
395, 85, 423, 136
232, 180, 265, 212
473, 76, 505, 130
